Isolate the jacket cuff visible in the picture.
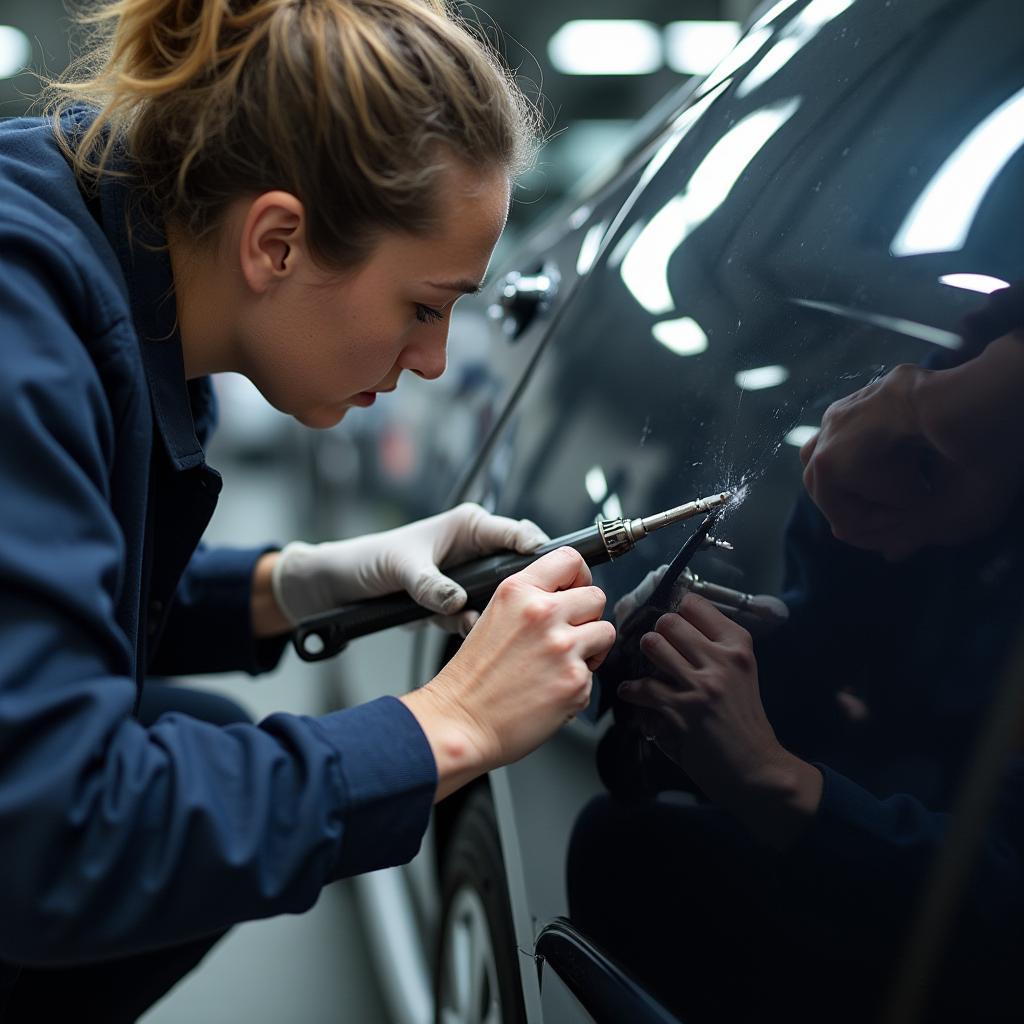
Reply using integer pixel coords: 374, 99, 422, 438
313, 696, 438, 878
152, 545, 289, 676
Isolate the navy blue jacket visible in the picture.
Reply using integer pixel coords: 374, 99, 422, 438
0, 113, 436, 968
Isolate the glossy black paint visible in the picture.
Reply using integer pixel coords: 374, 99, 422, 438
398, 0, 1024, 1019
535, 918, 682, 1024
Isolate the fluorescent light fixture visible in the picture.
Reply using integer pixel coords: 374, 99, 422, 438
585, 465, 609, 504
0, 26, 31, 79
621, 98, 800, 314
892, 86, 1024, 257
735, 365, 790, 390
939, 273, 1010, 294
652, 316, 708, 356
665, 21, 741, 76
548, 20, 662, 76
784, 425, 819, 447
737, 0, 854, 98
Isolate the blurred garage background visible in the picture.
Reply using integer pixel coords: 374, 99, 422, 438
0, 1, 760, 1020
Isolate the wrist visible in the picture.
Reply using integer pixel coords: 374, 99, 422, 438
251, 552, 293, 637
912, 331, 1024, 469
724, 751, 823, 851
400, 684, 488, 803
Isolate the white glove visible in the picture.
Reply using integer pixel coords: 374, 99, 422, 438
271, 502, 549, 633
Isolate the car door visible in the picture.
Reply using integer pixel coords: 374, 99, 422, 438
441, 0, 1024, 1019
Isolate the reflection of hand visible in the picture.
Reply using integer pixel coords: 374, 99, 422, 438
801, 333, 1024, 560
403, 548, 615, 800
618, 592, 821, 848
271, 502, 548, 631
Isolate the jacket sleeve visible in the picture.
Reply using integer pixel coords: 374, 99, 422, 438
149, 544, 289, 676
0, 243, 437, 966
782, 763, 1024, 954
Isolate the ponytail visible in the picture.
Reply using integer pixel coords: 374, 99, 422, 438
42, 0, 542, 266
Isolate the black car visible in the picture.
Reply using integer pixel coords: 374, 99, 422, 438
321, 1, 1024, 1020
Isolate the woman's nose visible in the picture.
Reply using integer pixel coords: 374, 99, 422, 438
403, 326, 448, 380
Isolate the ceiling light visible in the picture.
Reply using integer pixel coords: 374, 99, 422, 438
548, 20, 662, 76
0, 26, 31, 79
665, 21, 741, 76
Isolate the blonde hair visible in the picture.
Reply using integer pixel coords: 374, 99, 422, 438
43, 0, 542, 266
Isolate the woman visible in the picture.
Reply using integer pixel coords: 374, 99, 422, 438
0, 0, 615, 1017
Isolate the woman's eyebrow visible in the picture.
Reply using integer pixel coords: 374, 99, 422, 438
426, 279, 484, 295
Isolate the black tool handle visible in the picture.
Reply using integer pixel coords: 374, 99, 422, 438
293, 525, 610, 661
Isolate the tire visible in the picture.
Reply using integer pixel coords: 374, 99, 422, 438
435, 787, 528, 1024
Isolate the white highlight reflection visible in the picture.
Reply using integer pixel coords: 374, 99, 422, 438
602, 494, 625, 521
585, 466, 609, 504
892, 86, 1024, 257
737, 0, 854, 98
576, 223, 606, 276
548, 21, 662, 76
652, 317, 708, 356
785, 425, 819, 447
939, 273, 1010, 294
793, 297, 961, 349
621, 98, 801, 314
697, 26, 773, 98
735, 365, 790, 390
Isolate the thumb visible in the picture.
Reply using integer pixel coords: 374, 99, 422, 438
515, 546, 592, 593
408, 566, 469, 616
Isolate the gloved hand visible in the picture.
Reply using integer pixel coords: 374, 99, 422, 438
270, 502, 549, 633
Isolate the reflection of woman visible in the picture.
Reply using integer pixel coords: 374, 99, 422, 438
574, 287, 1024, 1022
0, 1, 615, 1016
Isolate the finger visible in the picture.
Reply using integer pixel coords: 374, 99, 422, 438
457, 610, 480, 637
554, 585, 608, 626
674, 591, 741, 643
410, 568, 468, 615
467, 508, 550, 555
639, 627, 699, 684
515, 546, 592, 592
617, 675, 682, 710
799, 430, 819, 467
575, 619, 617, 665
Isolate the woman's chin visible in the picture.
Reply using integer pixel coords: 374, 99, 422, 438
296, 404, 350, 429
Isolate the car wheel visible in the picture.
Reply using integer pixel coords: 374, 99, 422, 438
436, 787, 528, 1024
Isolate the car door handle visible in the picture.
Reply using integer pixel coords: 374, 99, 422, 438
488, 261, 560, 340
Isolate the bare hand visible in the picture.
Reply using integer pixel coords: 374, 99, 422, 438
801, 336, 1024, 560
405, 547, 616, 797
617, 592, 821, 847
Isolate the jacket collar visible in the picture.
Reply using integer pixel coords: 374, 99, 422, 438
94, 152, 210, 472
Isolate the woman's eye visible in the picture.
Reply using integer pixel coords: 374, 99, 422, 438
415, 303, 446, 324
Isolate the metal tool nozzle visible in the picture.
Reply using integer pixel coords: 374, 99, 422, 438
628, 490, 733, 542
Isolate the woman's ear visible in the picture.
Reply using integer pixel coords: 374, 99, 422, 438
239, 191, 305, 293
